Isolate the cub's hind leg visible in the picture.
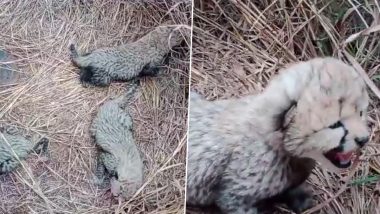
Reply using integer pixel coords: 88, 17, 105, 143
79, 66, 111, 87
139, 63, 160, 77
69, 44, 111, 87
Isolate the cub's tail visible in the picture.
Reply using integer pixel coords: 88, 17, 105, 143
69, 44, 79, 59
111, 79, 140, 108
69, 44, 83, 67
124, 79, 140, 103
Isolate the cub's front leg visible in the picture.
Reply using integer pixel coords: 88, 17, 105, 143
92, 152, 109, 188
278, 184, 314, 214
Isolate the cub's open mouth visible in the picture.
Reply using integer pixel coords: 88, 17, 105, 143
323, 148, 355, 168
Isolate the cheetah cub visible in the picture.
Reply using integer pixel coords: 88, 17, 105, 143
0, 127, 49, 174
186, 57, 370, 213
91, 81, 143, 198
70, 24, 183, 87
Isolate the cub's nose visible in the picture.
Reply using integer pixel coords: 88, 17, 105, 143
355, 137, 369, 147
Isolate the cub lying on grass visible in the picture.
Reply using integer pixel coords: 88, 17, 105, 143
186, 58, 370, 213
91, 80, 143, 198
0, 127, 48, 174
70, 24, 183, 87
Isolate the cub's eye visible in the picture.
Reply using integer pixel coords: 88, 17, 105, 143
359, 111, 363, 117
329, 121, 343, 129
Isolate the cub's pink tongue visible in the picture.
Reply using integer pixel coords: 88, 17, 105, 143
335, 151, 354, 161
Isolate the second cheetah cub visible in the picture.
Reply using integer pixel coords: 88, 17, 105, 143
91, 81, 143, 198
70, 24, 183, 87
0, 127, 49, 175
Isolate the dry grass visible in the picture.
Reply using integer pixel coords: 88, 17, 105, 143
0, 0, 190, 213
191, 0, 380, 213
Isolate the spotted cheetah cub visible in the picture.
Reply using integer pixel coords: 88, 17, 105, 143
70, 24, 183, 87
186, 57, 370, 213
91, 81, 143, 198
0, 127, 49, 174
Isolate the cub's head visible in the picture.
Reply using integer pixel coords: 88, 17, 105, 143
154, 24, 184, 49
110, 177, 142, 199
283, 58, 369, 172
110, 162, 143, 199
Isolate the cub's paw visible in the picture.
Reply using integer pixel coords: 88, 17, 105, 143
91, 173, 110, 189
0, 125, 19, 135
33, 137, 49, 155
285, 187, 314, 214
110, 177, 122, 197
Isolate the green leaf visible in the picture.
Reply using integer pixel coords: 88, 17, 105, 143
350, 175, 380, 186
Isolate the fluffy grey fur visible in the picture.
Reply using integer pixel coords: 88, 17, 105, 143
70, 25, 183, 87
0, 128, 48, 174
186, 58, 369, 214
90, 81, 144, 198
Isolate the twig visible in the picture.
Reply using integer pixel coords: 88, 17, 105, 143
343, 50, 380, 99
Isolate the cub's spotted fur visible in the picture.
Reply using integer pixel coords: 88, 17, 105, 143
70, 24, 183, 87
91, 81, 143, 198
0, 127, 49, 174
186, 58, 369, 213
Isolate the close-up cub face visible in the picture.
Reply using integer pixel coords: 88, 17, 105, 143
284, 59, 370, 172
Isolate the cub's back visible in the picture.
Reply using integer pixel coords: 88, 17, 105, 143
91, 98, 134, 151
0, 133, 33, 162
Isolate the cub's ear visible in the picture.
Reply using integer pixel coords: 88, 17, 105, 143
317, 65, 333, 94
69, 44, 79, 58
282, 103, 297, 129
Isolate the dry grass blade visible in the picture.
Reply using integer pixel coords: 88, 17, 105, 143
343, 24, 380, 44
343, 50, 380, 99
